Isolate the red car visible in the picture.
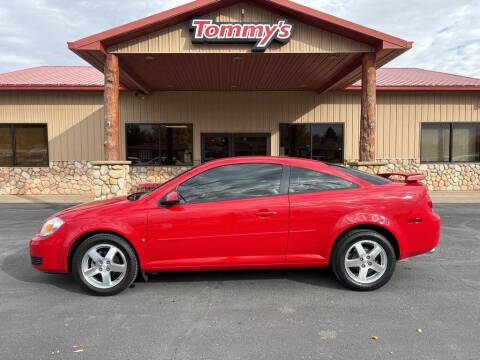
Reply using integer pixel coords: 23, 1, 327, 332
30, 157, 440, 295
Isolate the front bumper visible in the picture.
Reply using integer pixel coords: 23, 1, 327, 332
30, 234, 69, 273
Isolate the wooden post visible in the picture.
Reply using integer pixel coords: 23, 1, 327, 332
359, 53, 376, 162
104, 54, 120, 161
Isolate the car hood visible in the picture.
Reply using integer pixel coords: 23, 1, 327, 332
54, 196, 129, 218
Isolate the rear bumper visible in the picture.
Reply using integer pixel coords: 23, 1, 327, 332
30, 234, 68, 273
399, 211, 441, 260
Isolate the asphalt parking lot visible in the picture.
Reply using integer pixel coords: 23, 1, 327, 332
0, 203, 479, 360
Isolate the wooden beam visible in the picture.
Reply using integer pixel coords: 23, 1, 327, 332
317, 54, 363, 94
104, 54, 120, 161
359, 52, 376, 162
118, 59, 152, 95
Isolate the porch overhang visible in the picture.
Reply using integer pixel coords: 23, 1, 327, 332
68, 0, 412, 93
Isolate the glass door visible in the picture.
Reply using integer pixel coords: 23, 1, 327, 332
201, 133, 270, 162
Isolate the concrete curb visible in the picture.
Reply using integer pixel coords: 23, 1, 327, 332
428, 191, 480, 204
0, 195, 94, 204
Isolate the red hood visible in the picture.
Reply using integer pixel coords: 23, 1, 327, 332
54, 196, 129, 218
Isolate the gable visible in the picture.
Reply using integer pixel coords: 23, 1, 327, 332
107, 3, 374, 54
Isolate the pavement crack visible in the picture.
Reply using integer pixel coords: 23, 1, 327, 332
169, 281, 220, 360
438, 263, 480, 291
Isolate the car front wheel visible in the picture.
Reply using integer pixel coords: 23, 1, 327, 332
72, 234, 138, 296
332, 229, 396, 291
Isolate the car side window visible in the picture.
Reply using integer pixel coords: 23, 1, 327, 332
177, 163, 284, 204
289, 166, 358, 194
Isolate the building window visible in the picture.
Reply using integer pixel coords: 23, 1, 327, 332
421, 123, 480, 163
279, 123, 344, 163
0, 124, 48, 167
201, 133, 270, 162
126, 124, 193, 166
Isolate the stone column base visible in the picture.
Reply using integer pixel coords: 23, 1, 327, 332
90, 161, 131, 200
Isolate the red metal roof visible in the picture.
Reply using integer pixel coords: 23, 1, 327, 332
347, 68, 480, 90
1, 66, 479, 91
0, 66, 104, 90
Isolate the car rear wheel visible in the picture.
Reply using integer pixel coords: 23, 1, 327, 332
331, 229, 396, 291
72, 234, 138, 296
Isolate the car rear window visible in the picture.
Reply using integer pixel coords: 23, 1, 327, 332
332, 165, 392, 185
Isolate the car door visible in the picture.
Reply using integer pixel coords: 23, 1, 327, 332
287, 166, 360, 264
146, 163, 289, 270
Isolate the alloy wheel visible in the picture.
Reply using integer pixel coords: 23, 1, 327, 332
344, 240, 387, 284
80, 243, 127, 289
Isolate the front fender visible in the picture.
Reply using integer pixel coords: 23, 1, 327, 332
61, 215, 148, 272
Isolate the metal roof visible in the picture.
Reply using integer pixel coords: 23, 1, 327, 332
347, 68, 480, 90
1, 66, 479, 91
0, 66, 104, 90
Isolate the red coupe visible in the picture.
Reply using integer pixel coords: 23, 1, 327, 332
30, 157, 440, 295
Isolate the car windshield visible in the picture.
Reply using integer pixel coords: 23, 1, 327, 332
128, 165, 199, 201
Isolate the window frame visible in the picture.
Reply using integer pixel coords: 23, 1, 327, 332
125, 123, 194, 167
200, 132, 271, 163
420, 122, 480, 163
287, 165, 360, 195
0, 123, 49, 167
175, 162, 289, 205
279, 123, 345, 163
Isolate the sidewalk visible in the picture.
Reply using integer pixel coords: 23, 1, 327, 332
0, 192, 478, 204
428, 191, 480, 203
0, 194, 94, 204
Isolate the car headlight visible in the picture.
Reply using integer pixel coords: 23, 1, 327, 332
39, 217, 64, 237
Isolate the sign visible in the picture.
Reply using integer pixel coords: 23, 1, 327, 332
190, 19, 294, 52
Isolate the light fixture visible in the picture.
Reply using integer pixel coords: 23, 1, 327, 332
328, 55, 339, 60
134, 92, 147, 99
233, 56, 242, 61
144, 56, 156, 60
161, 125, 189, 128
167, 84, 175, 88
299, 84, 306, 88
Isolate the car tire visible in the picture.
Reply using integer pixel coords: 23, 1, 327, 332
331, 229, 396, 291
72, 233, 138, 296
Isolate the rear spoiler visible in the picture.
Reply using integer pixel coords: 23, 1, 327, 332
378, 173, 426, 183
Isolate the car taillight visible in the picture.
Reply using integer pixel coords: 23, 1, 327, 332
426, 195, 433, 210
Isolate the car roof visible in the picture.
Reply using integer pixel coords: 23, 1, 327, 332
199, 157, 374, 187
202, 156, 331, 169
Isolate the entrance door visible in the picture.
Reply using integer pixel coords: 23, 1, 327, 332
201, 133, 270, 162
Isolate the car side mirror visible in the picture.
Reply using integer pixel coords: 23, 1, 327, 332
161, 190, 180, 206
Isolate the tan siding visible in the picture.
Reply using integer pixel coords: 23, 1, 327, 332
118, 91, 360, 162
1, 90, 479, 163
108, 3, 373, 54
0, 91, 104, 161
376, 91, 480, 159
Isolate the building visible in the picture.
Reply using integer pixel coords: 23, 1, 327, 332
0, 0, 479, 198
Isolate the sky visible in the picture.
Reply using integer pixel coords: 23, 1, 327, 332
0, 0, 479, 77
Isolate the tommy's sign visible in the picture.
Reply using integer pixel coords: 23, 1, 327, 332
190, 19, 294, 52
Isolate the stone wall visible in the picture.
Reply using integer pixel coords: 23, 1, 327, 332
0, 160, 478, 198
348, 160, 480, 191
0, 161, 93, 195
129, 166, 192, 193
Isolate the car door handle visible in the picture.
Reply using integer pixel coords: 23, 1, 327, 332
255, 209, 278, 217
